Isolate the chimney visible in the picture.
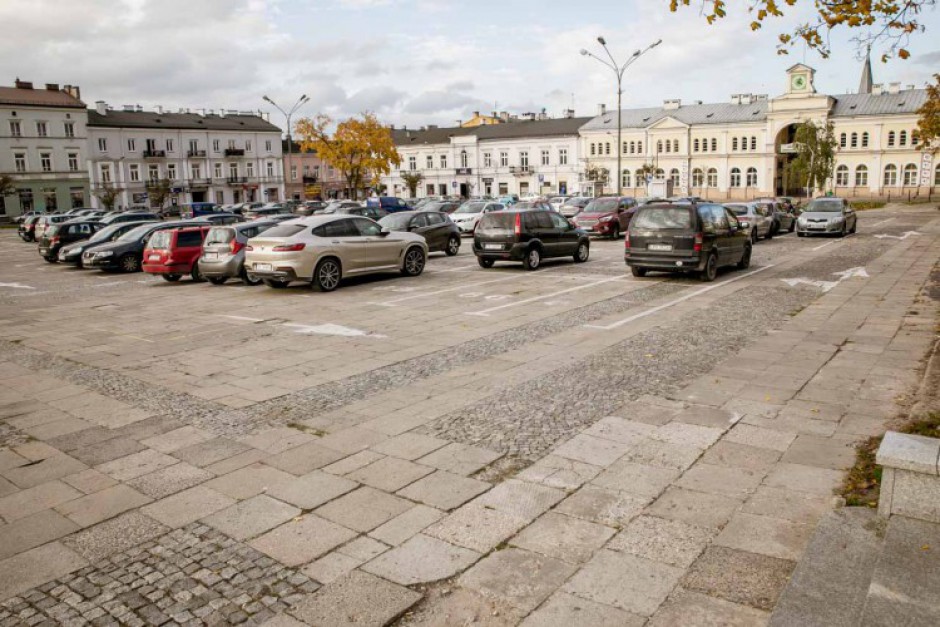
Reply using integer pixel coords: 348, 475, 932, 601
155, 105, 163, 114
427, 124, 438, 129
95, 101, 107, 115
597, 103, 606, 116
473, 111, 480, 117
45, 83, 59, 91
136, 104, 143, 112
522, 112, 536, 121
218, 109, 225, 118
663, 99, 681, 110
14, 79, 33, 89
122, 104, 134, 112
197, 108, 206, 117
499, 111, 511, 122
731, 94, 741, 105
872, 83, 884, 95
887, 82, 901, 95
564, 109, 575, 118
740, 94, 752, 105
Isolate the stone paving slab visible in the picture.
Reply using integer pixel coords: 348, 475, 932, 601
316, 486, 414, 533
607, 514, 714, 568
61, 510, 168, 562
563, 549, 684, 616
143, 484, 237, 528
649, 588, 770, 627
426, 504, 529, 553
0, 542, 87, 601
201, 494, 300, 540
362, 533, 480, 585
54, 483, 151, 527
520, 591, 645, 626
683, 546, 795, 611
460, 548, 577, 613
0, 508, 79, 560
397, 470, 490, 511
510, 511, 615, 564
250, 514, 357, 567
289, 570, 420, 626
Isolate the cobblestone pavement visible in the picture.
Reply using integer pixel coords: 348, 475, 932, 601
0, 205, 937, 626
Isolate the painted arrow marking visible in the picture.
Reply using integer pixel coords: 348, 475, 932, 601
781, 266, 868, 293
282, 323, 387, 338
874, 231, 920, 240
0, 282, 36, 290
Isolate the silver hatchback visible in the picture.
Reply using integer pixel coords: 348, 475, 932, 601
198, 221, 276, 285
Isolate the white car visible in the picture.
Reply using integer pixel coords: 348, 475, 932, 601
549, 196, 571, 210
449, 201, 505, 234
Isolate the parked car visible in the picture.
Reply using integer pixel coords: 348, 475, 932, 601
450, 201, 505, 234
332, 205, 388, 221
548, 196, 571, 210
180, 203, 221, 219
34, 214, 72, 240
82, 221, 201, 272
474, 209, 590, 270
796, 197, 857, 237
625, 202, 752, 282
17, 215, 41, 242
142, 226, 212, 282
191, 213, 245, 225
725, 202, 774, 243
58, 220, 158, 267
317, 201, 362, 214
379, 211, 461, 256
573, 197, 637, 238
244, 204, 285, 220
295, 201, 327, 216
366, 196, 411, 214
198, 221, 277, 285
497, 194, 519, 206
412, 197, 442, 210
755, 198, 796, 234
13, 211, 43, 225
244, 215, 428, 291
559, 196, 593, 218
37, 221, 102, 263
98, 211, 162, 227
513, 201, 555, 211
423, 201, 461, 214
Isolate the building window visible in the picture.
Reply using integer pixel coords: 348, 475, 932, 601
9, 120, 21, 137
670, 168, 680, 186
426, 155, 433, 169
212, 140, 221, 153
214, 163, 223, 178
855, 164, 868, 186
899, 131, 907, 147
128, 139, 136, 152
67, 153, 79, 172
912, 131, 920, 146
839, 133, 847, 148
100, 164, 111, 183
500, 152, 508, 167
246, 140, 252, 152
750, 137, 757, 150
265, 140, 272, 152
692, 168, 704, 187
654, 168, 665, 179
935, 164, 940, 185
730, 167, 741, 187
665, 141, 671, 153
850, 132, 858, 148
167, 163, 176, 179
191, 164, 201, 179
862, 132, 869, 148
835, 165, 849, 186
440, 154, 447, 169
408, 156, 416, 171
97, 137, 107, 151
746, 167, 757, 187
266, 161, 274, 177
42, 188, 56, 211
64, 122, 74, 138
558, 148, 568, 165
36, 121, 47, 137
229, 163, 238, 179
148, 164, 159, 181
290, 165, 297, 181
484, 152, 492, 167
629, 141, 636, 154
693, 139, 700, 152
902, 163, 917, 186
13, 152, 26, 173
129, 164, 140, 182
637, 141, 643, 153
657, 140, 663, 154
590, 143, 596, 156
887, 131, 895, 147
188, 139, 198, 153
541, 150, 550, 166
673, 139, 679, 152
605, 142, 610, 155
246, 162, 254, 177
18, 189, 33, 212
166, 138, 174, 152
461, 150, 469, 168
228, 139, 236, 150
519, 151, 528, 168
711, 138, 717, 152
732, 138, 738, 151
883, 164, 897, 186
622, 169, 631, 188
40, 152, 52, 173
706, 168, 717, 187
70, 187, 84, 208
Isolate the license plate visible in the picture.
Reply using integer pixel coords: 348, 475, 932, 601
38, 248, 47, 255
808, 225, 825, 230
483, 243, 503, 250
148, 254, 160, 261
203, 253, 218, 261
255, 263, 272, 272
648, 243, 673, 251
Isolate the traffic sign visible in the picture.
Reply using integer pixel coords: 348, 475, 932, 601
538, 174, 545, 182
451, 181, 457, 188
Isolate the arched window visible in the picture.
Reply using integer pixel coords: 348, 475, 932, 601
694, 139, 700, 152
629, 141, 635, 154
622, 142, 628, 155
855, 164, 868, 186
706, 168, 718, 187
750, 136, 757, 151
887, 131, 896, 147
673, 139, 679, 153
654, 168, 665, 179
883, 164, 897, 186
732, 138, 738, 151
902, 164, 917, 186
657, 140, 663, 154
912, 131, 920, 146
670, 168, 680, 186
692, 168, 704, 187
590, 143, 596, 156
711, 138, 717, 152
746, 167, 758, 187
605, 142, 611, 155
665, 141, 671, 153
850, 132, 858, 148
839, 133, 847, 148
701, 139, 707, 152
835, 165, 849, 186
730, 167, 741, 187
936, 164, 940, 186
637, 141, 643, 153
622, 169, 631, 188
899, 131, 907, 147
861, 132, 869, 147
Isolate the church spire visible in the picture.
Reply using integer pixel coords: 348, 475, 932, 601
859, 45, 873, 94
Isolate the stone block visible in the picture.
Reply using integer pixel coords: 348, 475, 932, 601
0, 508, 79, 560
337, 536, 389, 561
725, 424, 797, 452
470, 479, 564, 521
1, 454, 87, 489
510, 512, 615, 564
61, 511, 168, 562
674, 463, 763, 500
520, 592, 645, 627
369, 504, 444, 546
142, 485, 236, 528
591, 462, 679, 499
515, 455, 601, 490
266, 442, 347, 476
683, 546, 795, 611
141, 426, 214, 454
289, 570, 420, 627
267, 470, 359, 510
555, 486, 648, 527
55, 484, 151, 527
237, 426, 317, 454
0, 542, 87, 602
316, 486, 413, 532
782, 434, 858, 470
889, 468, 940, 523
302, 551, 363, 585
876, 431, 940, 475
417, 442, 502, 476
742, 486, 833, 525
648, 487, 740, 530
652, 422, 723, 451
205, 464, 296, 500
582, 417, 656, 446
425, 504, 529, 553
250, 514, 357, 566
0, 480, 82, 522
460, 547, 577, 612
322, 450, 385, 476
700, 441, 781, 472
370, 433, 449, 461
201, 494, 300, 540
172, 437, 251, 468
363, 534, 480, 585
61, 468, 119, 495
648, 589, 769, 626
397, 471, 490, 511
716, 512, 814, 561
563, 549, 683, 616
316, 426, 388, 455
553, 434, 633, 467
608, 515, 714, 568
620, 439, 701, 471
96, 449, 178, 482
124, 462, 214, 499
763, 463, 843, 496
346, 456, 434, 492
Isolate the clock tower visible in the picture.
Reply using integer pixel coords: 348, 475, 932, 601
785, 64, 816, 95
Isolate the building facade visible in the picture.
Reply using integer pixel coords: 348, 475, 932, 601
384, 114, 591, 199
0, 80, 89, 217
282, 140, 347, 201
579, 64, 936, 200
86, 103, 284, 210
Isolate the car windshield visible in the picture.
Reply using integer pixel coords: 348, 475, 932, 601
205, 227, 235, 245
147, 231, 171, 249
805, 199, 844, 213
45, 225, 60, 236
454, 202, 486, 214
583, 198, 619, 213
118, 224, 158, 241
423, 202, 448, 211
726, 204, 751, 216
633, 207, 693, 230
259, 223, 305, 238
88, 224, 125, 242
378, 213, 414, 229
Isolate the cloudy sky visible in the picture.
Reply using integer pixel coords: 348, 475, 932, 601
2, 0, 938, 131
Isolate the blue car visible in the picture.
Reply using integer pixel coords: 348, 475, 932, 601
180, 202, 222, 219
366, 196, 411, 213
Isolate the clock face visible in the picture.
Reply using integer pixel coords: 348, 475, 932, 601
791, 75, 807, 90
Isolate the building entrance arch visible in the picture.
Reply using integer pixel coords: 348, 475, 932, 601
774, 123, 801, 197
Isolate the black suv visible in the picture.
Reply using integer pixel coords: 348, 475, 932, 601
82, 221, 201, 272
625, 202, 751, 282
379, 211, 461, 256
38, 220, 102, 263
473, 210, 590, 270
98, 211, 163, 227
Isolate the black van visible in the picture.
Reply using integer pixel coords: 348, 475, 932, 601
38, 220, 101, 263
625, 202, 752, 282
473, 209, 590, 270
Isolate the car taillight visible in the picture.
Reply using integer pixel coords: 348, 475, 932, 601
245, 245, 254, 251
50, 237, 59, 245
231, 240, 244, 254
272, 243, 305, 252
693, 233, 703, 252
514, 213, 522, 237
624, 232, 630, 248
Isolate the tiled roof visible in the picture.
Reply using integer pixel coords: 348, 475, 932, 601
392, 126, 471, 145
392, 116, 592, 146
829, 89, 927, 117
87, 110, 281, 132
580, 102, 769, 130
0, 86, 85, 109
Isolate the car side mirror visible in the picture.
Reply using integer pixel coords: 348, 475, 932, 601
378, 228, 391, 237
568, 219, 577, 229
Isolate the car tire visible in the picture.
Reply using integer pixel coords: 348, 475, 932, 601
850, 221, 857, 234
789, 221, 796, 233
751, 230, 758, 245
631, 266, 647, 278
120, 254, 140, 273
241, 269, 263, 286
573, 241, 590, 263
523, 246, 541, 271
737, 243, 752, 269
611, 224, 620, 239
766, 228, 773, 240
312, 258, 341, 292
401, 246, 426, 277
478, 257, 494, 268
43, 255, 57, 264
839, 224, 846, 238
190, 265, 205, 282
208, 276, 227, 285
263, 278, 290, 289
700, 253, 718, 282
162, 274, 181, 282
445, 236, 460, 256
797, 231, 806, 237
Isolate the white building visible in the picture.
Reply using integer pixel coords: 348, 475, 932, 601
385, 113, 592, 199
579, 63, 935, 200
0, 80, 89, 217
86, 103, 284, 210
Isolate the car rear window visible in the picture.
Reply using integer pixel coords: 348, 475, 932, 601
477, 213, 517, 234
379, 213, 414, 229
632, 207, 693, 230
259, 223, 305, 238
148, 231, 171, 249
726, 204, 750, 215
176, 230, 204, 247
583, 198, 619, 212
205, 228, 235, 245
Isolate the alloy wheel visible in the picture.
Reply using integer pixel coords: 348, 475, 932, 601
317, 260, 341, 291
404, 248, 426, 276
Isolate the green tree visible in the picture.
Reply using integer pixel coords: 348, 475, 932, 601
147, 178, 173, 211
94, 181, 122, 211
0, 174, 16, 197
917, 74, 940, 151
789, 120, 837, 197
401, 172, 424, 198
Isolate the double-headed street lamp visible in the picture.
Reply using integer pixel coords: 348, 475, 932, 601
581, 37, 661, 195
262, 94, 310, 198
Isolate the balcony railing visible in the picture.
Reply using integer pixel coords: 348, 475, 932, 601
226, 176, 248, 184
187, 150, 207, 158
224, 148, 246, 157
509, 165, 531, 175
143, 150, 166, 158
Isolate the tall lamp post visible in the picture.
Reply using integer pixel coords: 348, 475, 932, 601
262, 94, 310, 200
581, 37, 661, 195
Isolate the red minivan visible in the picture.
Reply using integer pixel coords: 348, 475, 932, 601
142, 226, 211, 282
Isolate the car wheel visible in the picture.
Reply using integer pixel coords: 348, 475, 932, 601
766, 227, 773, 240
263, 278, 290, 289
120, 254, 140, 273
850, 220, 857, 234
700, 253, 718, 282
737, 243, 752, 269
573, 241, 590, 263
478, 257, 494, 268
190, 265, 205, 282
445, 236, 460, 256
751, 230, 758, 245
401, 247, 426, 277
839, 224, 846, 238
611, 224, 620, 239
523, 246, 541, 271
162, 274, 181, 282
43, 255, 57, 264
313, 258, 341, 292
208, 276, 227, 285
241, 269, 263, 286
789, 220, 796, 233
631, 266, 647, 278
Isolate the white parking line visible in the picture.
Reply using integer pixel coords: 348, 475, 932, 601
811, 240, 839, 251
871, 217, 895, 227
374, 275, 522, 305
217, 314, 266, 323
584, 264, 777, 331
465, 276, 625, 317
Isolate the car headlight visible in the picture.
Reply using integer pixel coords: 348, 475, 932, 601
739, 221, 750, 228
97, 251, 113, 257
599, 216, 613, 222
830, 216, 844, 223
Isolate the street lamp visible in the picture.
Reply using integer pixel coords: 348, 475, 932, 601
262, 94, 310, 199
580, 37, 661, 195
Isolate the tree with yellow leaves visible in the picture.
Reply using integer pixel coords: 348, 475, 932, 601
917, 74, 940, 152
295, 112, 401, 199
